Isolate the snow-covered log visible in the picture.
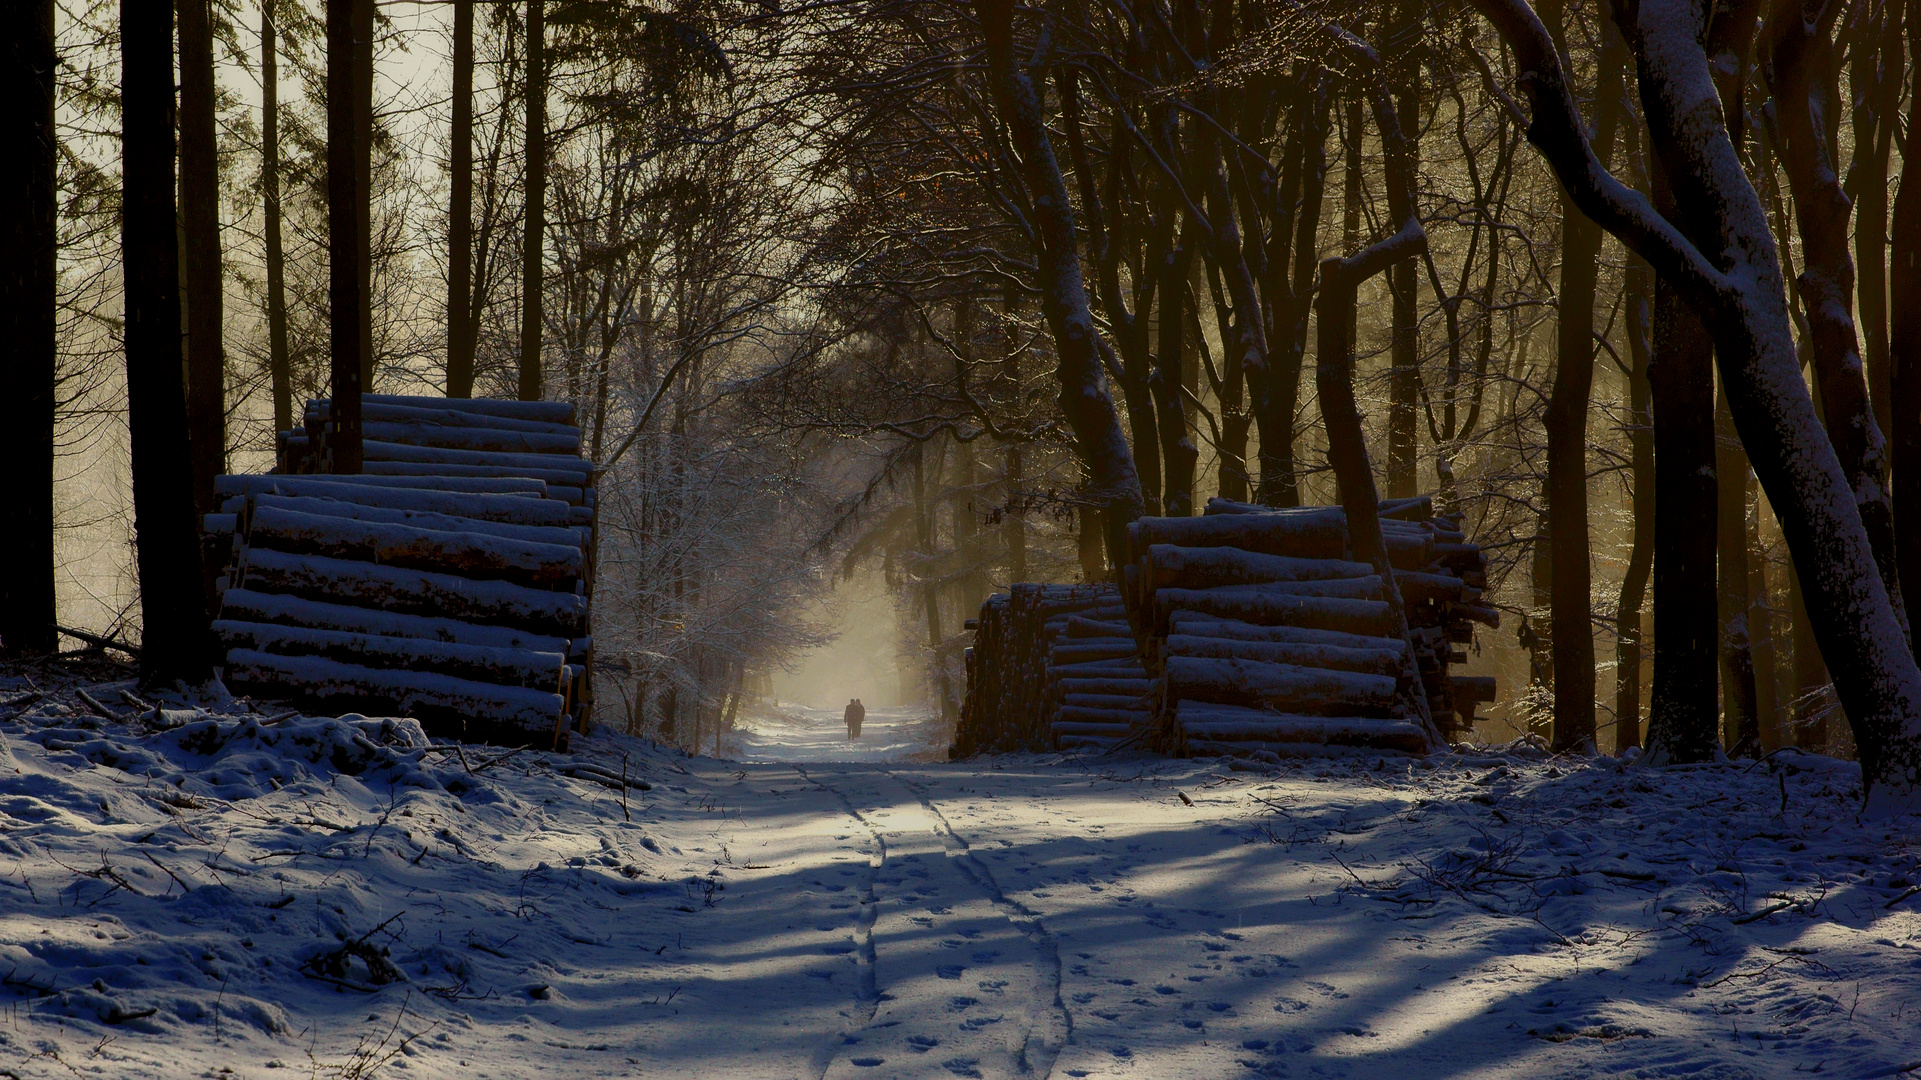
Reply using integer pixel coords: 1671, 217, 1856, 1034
1143, 545, 1375, 591
1128, 510, 1348, 562
217, 587, 572, 654
220, 473, 547, 500
1162, 655, 1398, 714
1147, 588, 1397, 637
234, 548, 587, 637
247, 494, 585, 549
319, 393, 577, 426
221, 480, 574, 527
362, 459, 595, 494
363, 439, 593, 477
1163, 634, 1404, 676
1165, 612, 1407, 652
247, 505, 584, 588
359, 400, 580, 437
223, 649, 564, 730
361, 420, 581, 455
214, 620, 565, 689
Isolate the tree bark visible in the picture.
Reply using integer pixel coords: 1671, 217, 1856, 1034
1311, 27, 1439, 746
327, 0, 373, 473
263, 0, 292, 435
520, 0, 546, 402
1891, 0, 1921, 650
1848, 2, 1897, 438
1614, 256, 1655, 750
1764, 0, 1906, 642
1383, 0, 1422, 500
975, 0, 1144, 566
1468, 0, 1921, 808
122, 0, 213, 685
447, 0, 476, 398
1716, 383, 1760, 755
178, 0, 224, 518
1645, 241, 1720, 763
0, 0, 57, 657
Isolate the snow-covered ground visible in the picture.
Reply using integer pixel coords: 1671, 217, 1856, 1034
2, 681, 1918, 1079
729, 704, 949, 764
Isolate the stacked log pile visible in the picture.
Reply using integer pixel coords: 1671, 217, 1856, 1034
953, 584, 1154, 755
1127, 497, 1496, 760
954, 496, 1495, 763
206, 395, 596, 745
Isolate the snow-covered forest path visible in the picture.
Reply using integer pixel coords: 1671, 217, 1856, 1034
2, 699, 1919, 1079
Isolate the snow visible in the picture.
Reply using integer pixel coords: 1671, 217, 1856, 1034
2, 683, 1918, 1079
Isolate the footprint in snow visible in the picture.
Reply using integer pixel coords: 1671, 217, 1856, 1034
941, 1059, 983, 1078
849, 1057, 884, 1067
907, 1035, 939, 1053
936, 964, 966, 979
948, 996, 978, 1010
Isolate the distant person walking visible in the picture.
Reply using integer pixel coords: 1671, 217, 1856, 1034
844, 698, 865, 740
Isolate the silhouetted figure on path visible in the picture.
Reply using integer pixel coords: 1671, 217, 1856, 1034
844, 698, 865, 740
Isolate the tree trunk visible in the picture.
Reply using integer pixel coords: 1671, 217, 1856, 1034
1716, 384, 1760, 755
178, 0, 224, 518
1849, 4, 1897, 439
122, 0, 213, 685
262, 0, 291, 435
447, 0, 475, 398
1155, 220, 1199, 516
1645, 259, 1720, 763
1748, 480, 1779, 746
1765, 2, 1906, 642
1384, 1, 1421, 500
1311, 29, 1439, 746
1257, 79, 1329, 509
975, 0, 1144, 566
0, 0, 57, 658
519, 0, 546, 402
1891, 0, 1921, 649
326, 0, 372, 473
1467, 0, 1921, 807
1614, 256, 1655, 750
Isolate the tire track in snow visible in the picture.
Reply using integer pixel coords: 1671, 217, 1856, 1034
890, 770, 1072, 1079
793, 764, 884, 1080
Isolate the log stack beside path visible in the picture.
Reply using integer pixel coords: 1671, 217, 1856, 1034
954, 496, 1496, 762
206, 395, 596, 746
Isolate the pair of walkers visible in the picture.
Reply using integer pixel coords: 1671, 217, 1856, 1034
843, 698, 865, 740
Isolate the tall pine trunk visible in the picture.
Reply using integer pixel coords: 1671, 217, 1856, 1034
262, 0, 291, 434
122, 0, 213, 685
0, 0, 57, 657
326, 0, 372, 472
178, 0, 224, 516
1644, 226, 1720, 764
447, 0, 475, 398
1614, 256, 1655, 749
1716, 385, 1760, 755
1383, 0, 1421, 499
519, 0, 546, 402
1891, 0, 1921, 649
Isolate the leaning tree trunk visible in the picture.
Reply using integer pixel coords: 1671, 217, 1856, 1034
1469, 0, 1921, 809
178, 0, 224, 520
122, 0, 213, 686
974, 0, 1145, 566
0, 0, 57, 658
447, 0, 476, 399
